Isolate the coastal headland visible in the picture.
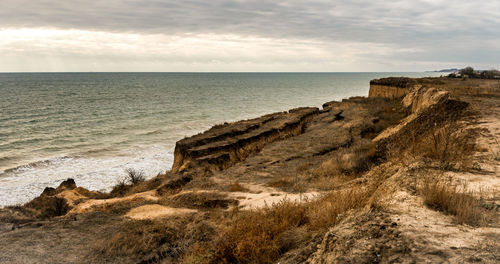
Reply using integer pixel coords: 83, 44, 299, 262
1, 77, 499, 263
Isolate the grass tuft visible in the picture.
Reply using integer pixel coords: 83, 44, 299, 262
407, 123, 476, 170
420, 176, 486, 226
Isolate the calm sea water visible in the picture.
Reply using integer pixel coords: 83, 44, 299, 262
0, 72, 440, 206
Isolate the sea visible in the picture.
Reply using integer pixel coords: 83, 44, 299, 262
0, 72, 441, 207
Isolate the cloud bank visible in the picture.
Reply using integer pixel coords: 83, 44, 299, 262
1, 0, 498, 71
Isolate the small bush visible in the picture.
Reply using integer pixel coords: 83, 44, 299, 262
110, 169, 150, 197
125, 168, 146, 184
110, 180, 131, 197
420, 176, 485, 226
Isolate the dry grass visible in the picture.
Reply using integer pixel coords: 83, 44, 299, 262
24, 195, 70, 219
125, 168, 146, 184
95, 215, 218, 263
209, 182, 378, 264
162, 191, 238, 210
227, 182, 249, 192
96, 219, 180, 256
310, 174, 355, 191
267, 176, 306, 193
264, 140, 376, 193
211, 200, 309, 264
313, 140, 375, 178
308, 187, 373, 230
420, 175, 486, 226
398, 122, 476, 170
110, 172, 163, 197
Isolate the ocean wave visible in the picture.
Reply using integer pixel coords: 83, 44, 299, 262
3, 137, 46, 146
3, 156, 73, 173
76, 147, 117, 155
0, 155, 19, 162
136, 128, 167, 136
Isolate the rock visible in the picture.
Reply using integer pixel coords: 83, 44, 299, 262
56, 178, 77, 192
41, 187, 57, 196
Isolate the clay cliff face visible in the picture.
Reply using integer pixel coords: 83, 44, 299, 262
368, 77, 416, 99
171, 107, 319, 173
368, 84, 408, 99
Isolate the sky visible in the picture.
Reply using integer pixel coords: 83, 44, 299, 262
0, 0, 499, 72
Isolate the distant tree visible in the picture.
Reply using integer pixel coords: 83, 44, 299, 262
480, 69, 500, 79
459, 66, 476, 77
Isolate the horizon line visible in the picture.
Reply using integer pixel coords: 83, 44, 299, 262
0, 71, 430, 74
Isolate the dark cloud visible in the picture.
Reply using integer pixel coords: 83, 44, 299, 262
1, 0, 498, 42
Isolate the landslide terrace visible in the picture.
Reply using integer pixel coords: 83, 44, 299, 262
0, 77, 499, 264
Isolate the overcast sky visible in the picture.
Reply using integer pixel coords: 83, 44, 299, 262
0, 0, 498, 72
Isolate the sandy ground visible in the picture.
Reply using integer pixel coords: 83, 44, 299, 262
227, 183, 319, 209
125, 204, 197, 220
68, 190, 159, 214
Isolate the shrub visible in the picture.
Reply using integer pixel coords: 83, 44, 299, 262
459, 66, 476, 77
480, 69, 500, 79
370, 77, 416, 88
110, 169, 149, 197
125, 168, 145, 184
110, 179, 130, 197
